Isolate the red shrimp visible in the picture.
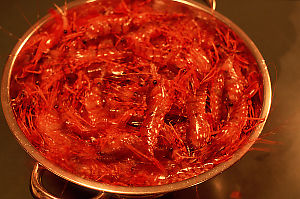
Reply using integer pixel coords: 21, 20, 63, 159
30, 7, 69, 64
58, 86, 110, 138
186, 86, 211, 149
187, 48, 211, 73
80, 8, 184, 40
97, 47, 131, 63
82, 87, 107, 127
11, 93, 44, 148
210, 72, 225, 129
222, 57, 245, 103
202, 57, 260, 156
34, 108, 82, 156
39, 64, 64, 91
35, 109, 63, 137
212, 81, 260, 149
208, 57, 241, 130
175, 46, 212, 148
35, 109, 108, 178
140, 65, 173, 155
93, 131, 143, 160
63, 44, 98, 67
130, 12, 185, 27
215, 97, 248, 145
158, 121, 190, 161
125, 24, 165, 48
126, 23, 211, 74
125, 24, 182, 69
82, 15, 131, 40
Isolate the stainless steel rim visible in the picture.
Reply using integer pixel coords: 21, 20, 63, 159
1, 0, 272, 195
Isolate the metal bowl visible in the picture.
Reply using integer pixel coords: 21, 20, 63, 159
1, 0, 272, 198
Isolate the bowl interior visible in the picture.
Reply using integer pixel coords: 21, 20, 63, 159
1, 0, 271, 195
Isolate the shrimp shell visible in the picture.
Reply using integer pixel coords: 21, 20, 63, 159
186, 86, 211, 149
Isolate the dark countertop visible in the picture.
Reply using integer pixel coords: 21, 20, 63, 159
1, 0, 300, 198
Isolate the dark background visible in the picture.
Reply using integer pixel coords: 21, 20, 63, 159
1, 0, 300, 198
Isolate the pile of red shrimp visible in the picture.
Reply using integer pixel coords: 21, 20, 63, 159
10, 0, 264, 186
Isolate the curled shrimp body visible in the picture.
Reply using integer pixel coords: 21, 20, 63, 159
213, 81, 260, 148
208, 55, 260, 152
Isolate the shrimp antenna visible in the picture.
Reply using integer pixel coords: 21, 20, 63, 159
0, 25, 19, 40
36, 0, 40, 20
54, 4, 69, 31
15, 4, 32, 26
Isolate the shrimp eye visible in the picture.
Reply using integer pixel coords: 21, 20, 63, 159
153, 80, 157, 85
64, 30, 68, 34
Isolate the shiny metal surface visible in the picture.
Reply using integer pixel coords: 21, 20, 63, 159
31, 163, 61, 199
1, 0, 297, 198
31, 163, 107, 199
